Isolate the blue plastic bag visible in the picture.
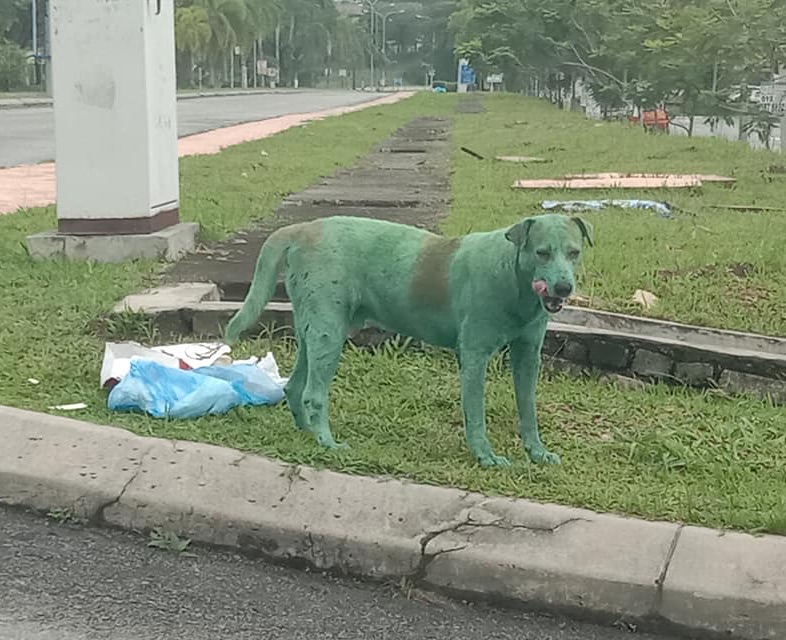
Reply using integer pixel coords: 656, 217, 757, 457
107, 358, 285, 419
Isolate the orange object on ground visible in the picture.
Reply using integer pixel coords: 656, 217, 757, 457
641, 108, 669, 131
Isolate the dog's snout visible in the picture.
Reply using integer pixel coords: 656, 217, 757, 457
554, 281, 573, 298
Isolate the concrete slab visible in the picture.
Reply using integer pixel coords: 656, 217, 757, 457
661, 525, 786, 639
114, 282, 220, 314
26, 222, 199, 263
421, 496, 679, 620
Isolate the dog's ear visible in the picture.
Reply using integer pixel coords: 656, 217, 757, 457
505, 218, 535, 247
572, 217, 594, 247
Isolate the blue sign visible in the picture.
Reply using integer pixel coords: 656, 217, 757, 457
459, 62, 475, 85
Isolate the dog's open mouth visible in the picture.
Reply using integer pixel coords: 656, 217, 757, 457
531, 280, 565, 314
541, 296, 565, 314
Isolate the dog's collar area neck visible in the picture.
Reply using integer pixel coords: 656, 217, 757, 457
512, 246, 538, 306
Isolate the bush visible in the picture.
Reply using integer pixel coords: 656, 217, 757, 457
0, 38, 27, 91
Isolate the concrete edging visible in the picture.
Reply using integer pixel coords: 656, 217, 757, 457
113, 283, 786, 404
1, 405, 784, 639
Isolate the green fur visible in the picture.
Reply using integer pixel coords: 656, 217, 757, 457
225, 213, 593, 467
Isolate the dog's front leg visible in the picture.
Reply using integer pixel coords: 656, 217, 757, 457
458, 349, 511, 467
510, 334, 561, 465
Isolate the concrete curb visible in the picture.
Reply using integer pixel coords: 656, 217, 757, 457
1, 404, 784, 639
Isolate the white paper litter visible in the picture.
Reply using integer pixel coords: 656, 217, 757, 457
49, 402, 88, 411
100, 342, 288, 389
100, 341, 230, 388
152, 342, 231, 370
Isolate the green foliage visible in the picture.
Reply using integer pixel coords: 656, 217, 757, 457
0, 37, 27, 91
450, 0, 786, 124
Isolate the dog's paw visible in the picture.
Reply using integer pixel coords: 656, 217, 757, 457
527, 446, 561, 465
478, 453, 511, 468
316, 433, 350, 450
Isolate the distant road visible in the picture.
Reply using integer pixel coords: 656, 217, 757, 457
0, 90, 383, 168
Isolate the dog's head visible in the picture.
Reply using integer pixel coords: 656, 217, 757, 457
505, 213, 593, 314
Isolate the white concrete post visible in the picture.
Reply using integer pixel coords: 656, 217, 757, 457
457, 58, 469, 93
26, 0, 197, 263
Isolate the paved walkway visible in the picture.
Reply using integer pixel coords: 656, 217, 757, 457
0, 92, 414, 216
166, 115, 451, 302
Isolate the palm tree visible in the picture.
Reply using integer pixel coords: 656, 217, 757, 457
331, 15, 366, 86
175, 6, 212, 87
239, 0, 281, 87
192, 0, 248, 86
276, 0, 339, 86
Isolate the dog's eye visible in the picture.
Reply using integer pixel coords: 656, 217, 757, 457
536, 249, 551, 260
567, 250, 580, 260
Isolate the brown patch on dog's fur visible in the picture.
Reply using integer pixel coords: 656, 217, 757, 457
411, 235, 461, 307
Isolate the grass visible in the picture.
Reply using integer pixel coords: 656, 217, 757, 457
2, 91, 786, 534
448, 94, 786, 336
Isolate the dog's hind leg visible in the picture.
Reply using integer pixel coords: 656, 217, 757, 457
284, 335, 309, 431
301, 315, 349, 450
457, 348, 511, 467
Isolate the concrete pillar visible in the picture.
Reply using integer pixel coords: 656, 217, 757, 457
457, 58, 470, 93
26, 0, 197, 263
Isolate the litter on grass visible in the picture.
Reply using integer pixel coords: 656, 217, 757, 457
102, 341, 287, 419
513, 173, 734, 190
541, 199, 674, 218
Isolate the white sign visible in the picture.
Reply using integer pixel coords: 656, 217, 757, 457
338, 68, 348, 77
487, 73, 503, 83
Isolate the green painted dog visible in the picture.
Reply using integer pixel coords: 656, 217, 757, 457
225, 213, 593, 467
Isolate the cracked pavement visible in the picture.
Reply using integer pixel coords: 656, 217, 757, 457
0, 507, 682, 640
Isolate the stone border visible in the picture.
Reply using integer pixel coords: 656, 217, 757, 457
2, 405, 784, 640
112, 285, 786, 404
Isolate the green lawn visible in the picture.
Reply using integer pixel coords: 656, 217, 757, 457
2, 92, 785, 534
448, 94, 786, 336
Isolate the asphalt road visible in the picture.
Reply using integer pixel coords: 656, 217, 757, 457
0, 507, 681, 640
0, 90, 381, 168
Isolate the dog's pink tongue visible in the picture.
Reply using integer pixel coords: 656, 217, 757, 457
531, 280, 548, 296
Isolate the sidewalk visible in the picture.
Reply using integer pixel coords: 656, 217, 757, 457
1, 404, 784, 640
0, 91, 414, 216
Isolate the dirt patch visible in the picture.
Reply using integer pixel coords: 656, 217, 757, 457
455, 96, 485, 113
657, 262, 755, 280
727, 284, 771, 307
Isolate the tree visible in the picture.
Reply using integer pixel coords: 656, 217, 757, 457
449, 0, 786, 130
175, 5, 212, 87
0, 38, 27, 91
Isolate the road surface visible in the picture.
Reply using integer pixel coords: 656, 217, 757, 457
0, 507, 680, 640
0, 90, 382, 168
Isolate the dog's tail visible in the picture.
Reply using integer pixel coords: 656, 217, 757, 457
225, 229, 289, 343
